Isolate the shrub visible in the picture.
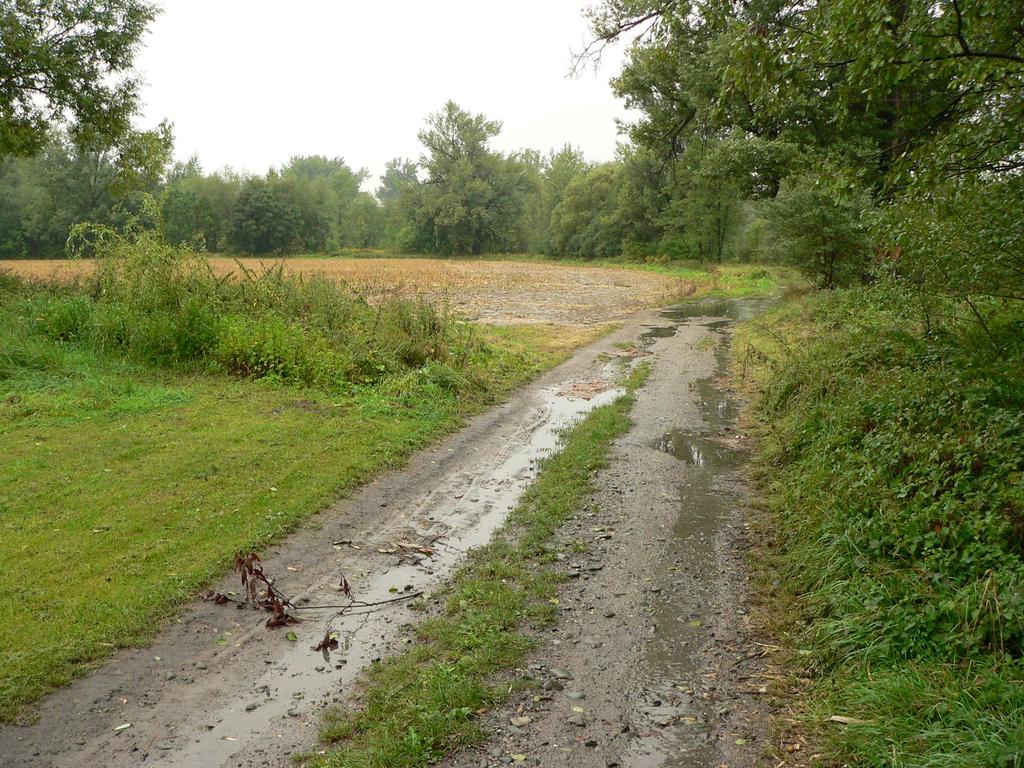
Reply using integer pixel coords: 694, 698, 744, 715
38, 295, 93, 342
9, 226, 472, 393
765, 169, 872, 288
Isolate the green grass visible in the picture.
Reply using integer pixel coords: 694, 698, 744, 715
734, 281, 1024, 767
0, 241, 607, 722
311, 368, 645, 767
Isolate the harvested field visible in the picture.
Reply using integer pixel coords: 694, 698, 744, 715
1, 257, 691, 324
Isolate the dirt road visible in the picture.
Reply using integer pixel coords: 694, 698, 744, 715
1, 298, 778, 768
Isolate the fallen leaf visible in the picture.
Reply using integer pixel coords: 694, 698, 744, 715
829, 715, 874, 726
113, 723, 131, 732
285, 631, 298, 642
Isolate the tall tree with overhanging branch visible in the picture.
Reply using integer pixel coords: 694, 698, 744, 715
0, 0, 157, 158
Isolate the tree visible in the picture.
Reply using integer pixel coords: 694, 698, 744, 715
549, 164, 624, 258
411, 101, 534, 255
229, 180, 300, 255
524, 145, 587, 253
0, 0, 157, 157
765, 168, 872, 288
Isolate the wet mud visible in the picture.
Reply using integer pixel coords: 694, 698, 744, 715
443, 297, 782, 768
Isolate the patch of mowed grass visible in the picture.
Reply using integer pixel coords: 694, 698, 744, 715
312, 385, 639, 767
0, 238, 603, 721
609, 261, 799, 297
734, 280, 1024, 766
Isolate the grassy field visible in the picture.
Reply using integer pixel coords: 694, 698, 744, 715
0, 243, 605, 722
734, 283, 1024, 766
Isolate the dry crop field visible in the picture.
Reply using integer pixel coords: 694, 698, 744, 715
2, 257, 690, 325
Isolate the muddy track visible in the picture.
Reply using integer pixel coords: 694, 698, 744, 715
443, 298, 784, 768
2, 299, 781, 768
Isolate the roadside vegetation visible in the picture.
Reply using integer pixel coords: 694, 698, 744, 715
735, 285, 1024, 766
311, 365, 647, 767
0, 227, 596, 722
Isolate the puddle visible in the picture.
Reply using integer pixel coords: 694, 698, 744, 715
653, 430, 746, 470
640, 296, 777, 342
154, 383, 624, 768
625, 297, 771, 767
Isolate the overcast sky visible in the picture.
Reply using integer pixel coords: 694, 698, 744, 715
134, 1, 634, 187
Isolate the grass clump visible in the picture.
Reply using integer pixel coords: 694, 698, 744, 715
20, 231, 483, 390
734, 280, 1024, 766
314, 389, 637, 766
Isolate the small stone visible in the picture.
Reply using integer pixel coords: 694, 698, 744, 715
490, 748, 504, 758
584, 739, 598, 748
567, 691, 585, 700
541, 678, 564, 691
510, 715, 532, 727
566, 715, 587, 727
245, 703, 258, 712
549, 667, 572, 680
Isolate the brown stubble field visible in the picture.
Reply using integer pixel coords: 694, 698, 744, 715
1, 257, 690, 325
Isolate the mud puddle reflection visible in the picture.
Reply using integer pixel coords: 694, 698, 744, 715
626, 297, 769, 768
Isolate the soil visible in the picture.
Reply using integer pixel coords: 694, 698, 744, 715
0, 258, 689, 325
1, 298, 791, 768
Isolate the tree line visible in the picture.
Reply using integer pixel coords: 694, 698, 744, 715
0, 98, 729, 262
2, 0, 1021, 298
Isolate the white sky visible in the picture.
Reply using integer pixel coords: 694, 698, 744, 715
134, 0, 634, 187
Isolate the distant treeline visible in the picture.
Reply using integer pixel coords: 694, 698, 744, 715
0, 100, 785, 265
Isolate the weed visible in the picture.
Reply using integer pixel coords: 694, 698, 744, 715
735, 281, 1024, 766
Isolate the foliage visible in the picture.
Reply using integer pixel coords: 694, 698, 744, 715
583, 0, 1024, 283
764, 168, 873, 288
392, 101, 537, 256
878, 174, 1024, 302
735, 283, 1024, 764
0, 0, 156, 157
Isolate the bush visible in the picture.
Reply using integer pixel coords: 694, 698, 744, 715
10, 226, 472, 392
38, 295, 93, 342
765, 169, 872, 288
878, 174, 1024, 302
